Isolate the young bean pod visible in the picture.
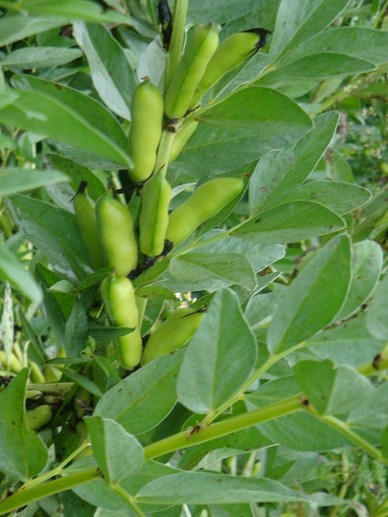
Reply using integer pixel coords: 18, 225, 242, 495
128, 79, 164, 182
101, 275, 142, 369
141, 307, 204, 364
164, 24, 219, 119
191, 31, 265, 107
166, 177, 244, 246
25, 405, 53, 431
139, 172, 172, 257
73, 183, 104, 270
96, 194, 138, 276
169, 121, 198, 163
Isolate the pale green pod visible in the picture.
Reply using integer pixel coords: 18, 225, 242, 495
101, 275, 142, 369
166, 177, 244, 246
139, 172, 172, 257
129, 80, 164, 182
25, 405, 53, 431
141, 308, 204, 364
191, 31, 262, 106
96, 194, 138, 276
169, 121, 198, 162
73, 188, 104, 270
164, 25, 219, 119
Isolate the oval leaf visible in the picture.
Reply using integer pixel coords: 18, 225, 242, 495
177, 289, 257, 414
85, 416, 144, 485
267, 235, 352, 353
233, 201, 345, 244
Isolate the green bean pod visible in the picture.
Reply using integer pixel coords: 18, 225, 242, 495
101, 275, 142, 369
128, 79, 164, 182
141, 307, 204, 364
166, 177, 244, 246
169, 121, 198, 162
164, 24, 219, 119
73, 186, 104, 270
139, 172, 172, 257
96, 194, 138, 276
191, 31, 262, 106
25, 405, 53, 431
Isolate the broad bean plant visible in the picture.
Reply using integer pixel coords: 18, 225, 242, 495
0, 0, 387, 516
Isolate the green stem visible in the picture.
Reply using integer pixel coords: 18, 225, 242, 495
201, 343, 306, 427
112, 484, 146, 517
146, 0, 158, 26
358, 355, 388, 377
144, 394, 303, 460
0, 468, 100, 516
372, 0, 388, 28
310, 411, 387, 465
20, 441, 90, 490
27, 382, 74, 395
164, 0, 189, 88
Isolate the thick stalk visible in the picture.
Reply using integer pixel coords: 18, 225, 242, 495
0, 468, 100, 516
164, 0, 189, 88
200, 343, 306, 427
144, 394, 303, 459
112, 484, 146, 517
308, 410, 388, 465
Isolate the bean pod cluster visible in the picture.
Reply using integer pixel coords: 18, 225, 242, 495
71, 23, 265, 369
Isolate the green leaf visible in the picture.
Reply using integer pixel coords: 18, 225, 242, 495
282, 27, 388, 66
0, 245, 42, 304
171, 88, 312, 175
337, 240, 383, 319
85, 416, 144, 485
306, 314, 384, 368
348, 384, 388, 432
248, 112, 339, 212
0, 90, 132, 169
293, 359, 373, 416
136, 472, 311, 505
0, 370, 47, 480
177, 289, 257, 414
0, 14, 64, 46
0, 47, 82, 69
22, 0, 131, 24
7, 195, 90, 281
267, 235, 351, 353
12, 75, 128, 152
282, 180, 371, 215
0, 168, 68, 196
73, 22, 137, 120
233, 201, 345, 244
261, 413, 352, 451
269, 0, 351, 61
199, 87, 312, 130
65, 299, 89, 357
258, 53, 375, 89
366, 273, 388, 340
187, 0, 266, 24
200, 236, 285, 273
47, 155, 106, 200
169, 253, 256, 290
94, 352, 182, 435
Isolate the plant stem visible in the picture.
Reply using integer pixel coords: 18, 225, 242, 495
309, 411, 388, 465
112, 484, 146, 517
144, 394, 303, 459
164, 0, 188, 88
0, 468, 100, 516
20, 441, 90, 490
201, 343, 306, 427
